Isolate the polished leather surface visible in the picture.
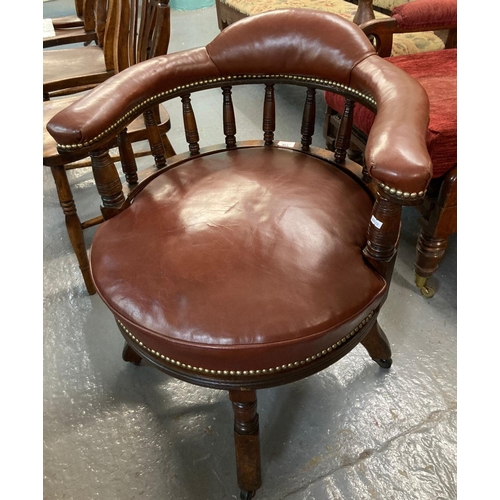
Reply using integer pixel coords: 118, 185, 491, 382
352, 56, 432, 192
46, 48, 219, 144
47, 9, 431, 195
206, 8, 375, 84
91, 148, 386, 371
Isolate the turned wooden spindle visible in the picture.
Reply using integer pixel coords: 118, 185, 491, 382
117, 128, 139, 185
50, 165, 96, 295
89, 148, 126, 220
363, 192, 402, 280
334, 98, 355, 163
222, 86, 237, 148
263, 84, 275, 146
301, 88, 316, 151
354, 0, 376, 25
144, 108, 167, 168
181, 94, 201, 155
229, 390, 262, 496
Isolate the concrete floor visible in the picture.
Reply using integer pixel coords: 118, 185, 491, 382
43, 2, 457, 499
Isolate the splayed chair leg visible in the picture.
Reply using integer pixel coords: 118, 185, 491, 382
361, 321, 392, 369
122, 342, 142, 365
229, 390, 262, 499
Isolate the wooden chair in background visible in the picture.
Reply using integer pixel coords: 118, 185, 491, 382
43, 0, 113, 99
43, 0, 100, 49
47, 9, 433, 497
43, 0, 176, 294
323, 0, 457, 297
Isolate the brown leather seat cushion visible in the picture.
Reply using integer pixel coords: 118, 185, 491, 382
91, 147, 386, 373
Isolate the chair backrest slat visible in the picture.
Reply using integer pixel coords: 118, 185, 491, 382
335, 98, 356, 163
75, 0, 85, 17
182, 94, 201, 156
263, 84, 275, 146
300, 88, 316, 151
95, 0, 109, 47
222, 86, 237, 149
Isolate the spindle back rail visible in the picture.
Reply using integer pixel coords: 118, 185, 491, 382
58, 75, 388, 235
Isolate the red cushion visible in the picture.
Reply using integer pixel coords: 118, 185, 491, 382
392, 0, 457, 31
324, 49, 456, 178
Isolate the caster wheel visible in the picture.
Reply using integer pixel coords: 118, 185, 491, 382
419, 285, 435, 299
240, 490, 256, 500
374, 358, 392, 369
415, 274, 436, 299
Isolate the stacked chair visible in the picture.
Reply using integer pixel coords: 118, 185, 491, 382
43, 0, 112, 99
47, 9, 434, 498
323, 0, 457, 296
43, 0, 175, 294
43, 0, 99, 48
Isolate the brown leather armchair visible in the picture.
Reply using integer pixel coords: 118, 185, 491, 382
47, 9, 431, 498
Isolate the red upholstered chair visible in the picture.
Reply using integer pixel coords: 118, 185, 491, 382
324, 0, 457, 297
47, 9, 432, 498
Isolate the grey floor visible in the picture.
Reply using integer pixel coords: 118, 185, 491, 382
43, 2, 457, 499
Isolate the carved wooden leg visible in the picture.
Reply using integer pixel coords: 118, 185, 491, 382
414, 169, 457, 298
122, 341, 142, 365
229, 390, 262, 499
361, 320, 392, 368
50, 165, 96, 295
415, 231, 449, 298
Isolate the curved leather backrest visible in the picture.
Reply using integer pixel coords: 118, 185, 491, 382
206, 8, 376, 85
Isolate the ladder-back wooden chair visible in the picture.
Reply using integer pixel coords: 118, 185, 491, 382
43, 0, 175, 294
43, 0, 99, 49
43, 0, 115, 99
324, 0, 457, 296
47, 9, 431, 497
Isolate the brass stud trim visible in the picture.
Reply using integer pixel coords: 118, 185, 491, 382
117, 310, 374, 377
56, 75, 375, 151
378, 182, 426, 199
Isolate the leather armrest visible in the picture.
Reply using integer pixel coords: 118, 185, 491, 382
352, 55, 432, 194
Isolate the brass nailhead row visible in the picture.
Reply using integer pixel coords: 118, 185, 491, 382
378, 182, 426, 200
57, 74, 374, 151
117, 310, 374, 377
